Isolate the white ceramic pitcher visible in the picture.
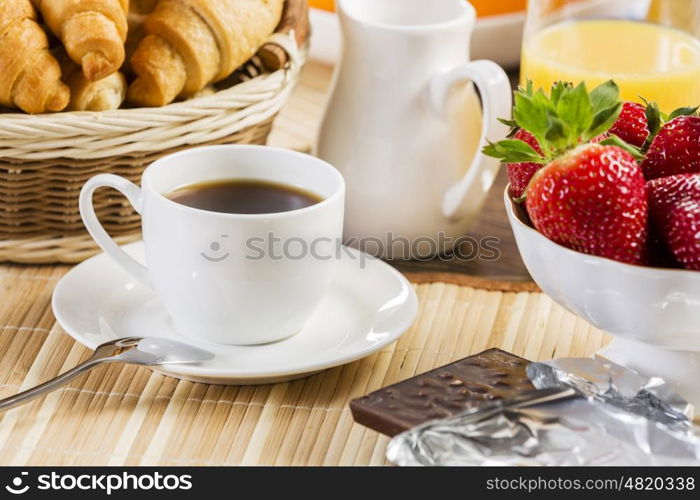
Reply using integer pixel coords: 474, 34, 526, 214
317, 0, 511, 259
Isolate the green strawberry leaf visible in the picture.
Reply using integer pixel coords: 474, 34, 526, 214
489, 79, 625, 165
513, 192, 528, 203
519, 80, 534, 97
557, 82, 593, 140
512, 91, 550, 145
585, 102, 622, 140
532, 88, 557, 112
645, 101, 662, 134
589, 80, 619, 114
482, 139, 547, 164
642, 100, 662, 152
498, 117, 518, 128
600, 135, 645, 161
668, 105, 699, 120
497, 117, 519, 138
544, 111, 569, 151
549, 81, 571, 107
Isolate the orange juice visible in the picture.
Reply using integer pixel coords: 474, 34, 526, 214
309, 0, 528, 16
309, 0, 334, 12
521, 20, 700, 111
470, 0, 526, 17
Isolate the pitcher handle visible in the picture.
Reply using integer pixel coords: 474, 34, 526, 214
429, 60, 512, 220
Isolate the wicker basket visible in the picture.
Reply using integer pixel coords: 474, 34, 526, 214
0, 26, 305, 264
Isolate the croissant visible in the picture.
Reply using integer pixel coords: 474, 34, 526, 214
55, 48, 126, 111
131, 0, 158, 14
32, 0, 129, 81
123, 9, 147, 76
127, 0, 284, 107
0, 0, 70, 113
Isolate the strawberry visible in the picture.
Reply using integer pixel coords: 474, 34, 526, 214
647, 173, 700, 215
506, 129, 542, 199
647, 174, 700, 270
608, 102, 649, 148
526, 144, 647, 264
643, 229, 681, 268
484, 80, 648, 264
663, 204, 700, 270
641, 115, 700, 180
506, 128, 606, 201
589, 133, 609, 143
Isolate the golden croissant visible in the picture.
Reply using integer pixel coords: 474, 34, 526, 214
131, 0, 158, 14
55, 48, 127, 111
0, 0, 70, 113
32, 0, 129, 81
123, 7, 148, 76
127, 0, 284, 107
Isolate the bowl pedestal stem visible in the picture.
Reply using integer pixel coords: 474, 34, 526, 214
599, 337, 700, 418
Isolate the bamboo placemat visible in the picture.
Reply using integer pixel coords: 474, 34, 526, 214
0, 264, 609, 466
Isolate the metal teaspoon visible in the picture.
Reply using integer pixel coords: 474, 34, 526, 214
0, 337, 214, 412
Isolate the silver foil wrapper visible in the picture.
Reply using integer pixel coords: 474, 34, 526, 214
387, 356, 700, 466
527, 355, 693, 433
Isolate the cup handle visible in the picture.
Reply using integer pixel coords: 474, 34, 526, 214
429, 59, 512, 220
79, 174, 151, 287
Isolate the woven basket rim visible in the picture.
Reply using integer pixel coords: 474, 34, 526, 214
0, 63, 290, 126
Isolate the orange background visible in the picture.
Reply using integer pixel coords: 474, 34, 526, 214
308, 0, 527, 17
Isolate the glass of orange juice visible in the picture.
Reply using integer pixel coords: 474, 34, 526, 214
520, 0, 700, 111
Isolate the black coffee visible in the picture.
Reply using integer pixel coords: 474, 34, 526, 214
166, 179, 323, 214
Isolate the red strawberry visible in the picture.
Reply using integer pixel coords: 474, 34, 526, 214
506, 131, 606, 200
648, 173, 700, 213
526, 144, 648, 264
663, 204, 700, 270
506, 129, 543, 198
641, 116, 700, 180
608, 102, 649, 148
589, 133, 609, 143
485, 81, 649, 263
647, 174, 700, 270
643, 221, 682, 268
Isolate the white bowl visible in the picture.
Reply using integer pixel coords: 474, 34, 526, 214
471, 12, 525, 69
505, 188, 700, 411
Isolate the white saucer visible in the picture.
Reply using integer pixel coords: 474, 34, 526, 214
52, 242, 418, 385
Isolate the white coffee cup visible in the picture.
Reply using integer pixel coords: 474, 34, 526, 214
79, 145, 345, 345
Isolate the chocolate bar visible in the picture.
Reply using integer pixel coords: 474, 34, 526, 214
349, 348, 535, 436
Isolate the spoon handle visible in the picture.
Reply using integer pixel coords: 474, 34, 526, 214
0, 355, 114, 413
